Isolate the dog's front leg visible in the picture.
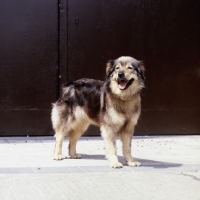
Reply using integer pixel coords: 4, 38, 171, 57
120, 132, 141, 167
101, 126, 123, 168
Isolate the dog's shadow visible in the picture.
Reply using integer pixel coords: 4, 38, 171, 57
80, 154, 182, 169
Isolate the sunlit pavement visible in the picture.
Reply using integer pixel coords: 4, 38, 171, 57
0, 135, 200, 200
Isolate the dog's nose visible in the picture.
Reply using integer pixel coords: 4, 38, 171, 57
118, 72, 125, 78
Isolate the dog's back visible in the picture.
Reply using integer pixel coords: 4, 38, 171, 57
51, 78, 104, 134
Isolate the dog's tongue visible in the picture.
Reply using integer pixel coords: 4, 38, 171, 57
119, 81, 127, 90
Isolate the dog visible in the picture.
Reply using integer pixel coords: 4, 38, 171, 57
51, 56, 145, 168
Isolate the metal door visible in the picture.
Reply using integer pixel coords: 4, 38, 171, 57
0, 0, 58, 136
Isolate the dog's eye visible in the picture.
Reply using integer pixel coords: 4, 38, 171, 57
115, 66, 119, 70
128, 67, 133, 70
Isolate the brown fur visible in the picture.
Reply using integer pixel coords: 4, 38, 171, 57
51, 56, 145, 168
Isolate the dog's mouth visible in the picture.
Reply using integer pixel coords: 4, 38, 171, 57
118, 78, 134, 90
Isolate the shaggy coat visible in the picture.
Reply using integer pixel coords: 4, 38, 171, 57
51, 56, 145, 168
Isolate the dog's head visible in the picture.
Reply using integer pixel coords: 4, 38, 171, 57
106, 56, 145, 99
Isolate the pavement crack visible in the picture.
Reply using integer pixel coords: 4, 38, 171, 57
181, 173, 200, 182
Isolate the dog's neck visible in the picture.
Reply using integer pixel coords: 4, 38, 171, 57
108, 88, 141, 101
105, 91, 141, 115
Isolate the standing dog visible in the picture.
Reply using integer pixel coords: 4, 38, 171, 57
51, 56, 145, 168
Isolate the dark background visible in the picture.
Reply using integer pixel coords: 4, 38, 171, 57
0, 0, 200, 136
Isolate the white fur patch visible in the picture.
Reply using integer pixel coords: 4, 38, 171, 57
106, 107, 125, 125
51, 104, 61, 131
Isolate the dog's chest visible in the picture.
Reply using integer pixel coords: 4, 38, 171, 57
106, 107, 125, 125
105, 104, 139, 127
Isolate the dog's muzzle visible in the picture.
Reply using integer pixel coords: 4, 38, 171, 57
118, 72, 134, 90
118, 72, 125, 78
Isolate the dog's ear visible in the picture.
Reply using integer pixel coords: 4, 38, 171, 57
137, 61, 145, 81
140, 61, 145, 73
106, 60, 114, 76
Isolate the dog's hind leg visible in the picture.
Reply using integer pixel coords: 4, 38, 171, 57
120, 131, 141, 167
52, 103, 67, 160
53, 133, 65, 160
68, 123, 89, 159
68, 131, 82, 159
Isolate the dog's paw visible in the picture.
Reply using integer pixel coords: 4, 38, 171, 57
110, 162, 123, 168
53, 154, 66, 160
127, 160, 141, 167
69, 154, 81, 159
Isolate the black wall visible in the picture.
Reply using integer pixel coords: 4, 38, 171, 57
142, 0, 200, 134
65, 0, 200, 135
0, 0, 58, 136
0, 0, 200, 136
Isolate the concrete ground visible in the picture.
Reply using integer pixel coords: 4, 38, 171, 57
0, 135, 200, 200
